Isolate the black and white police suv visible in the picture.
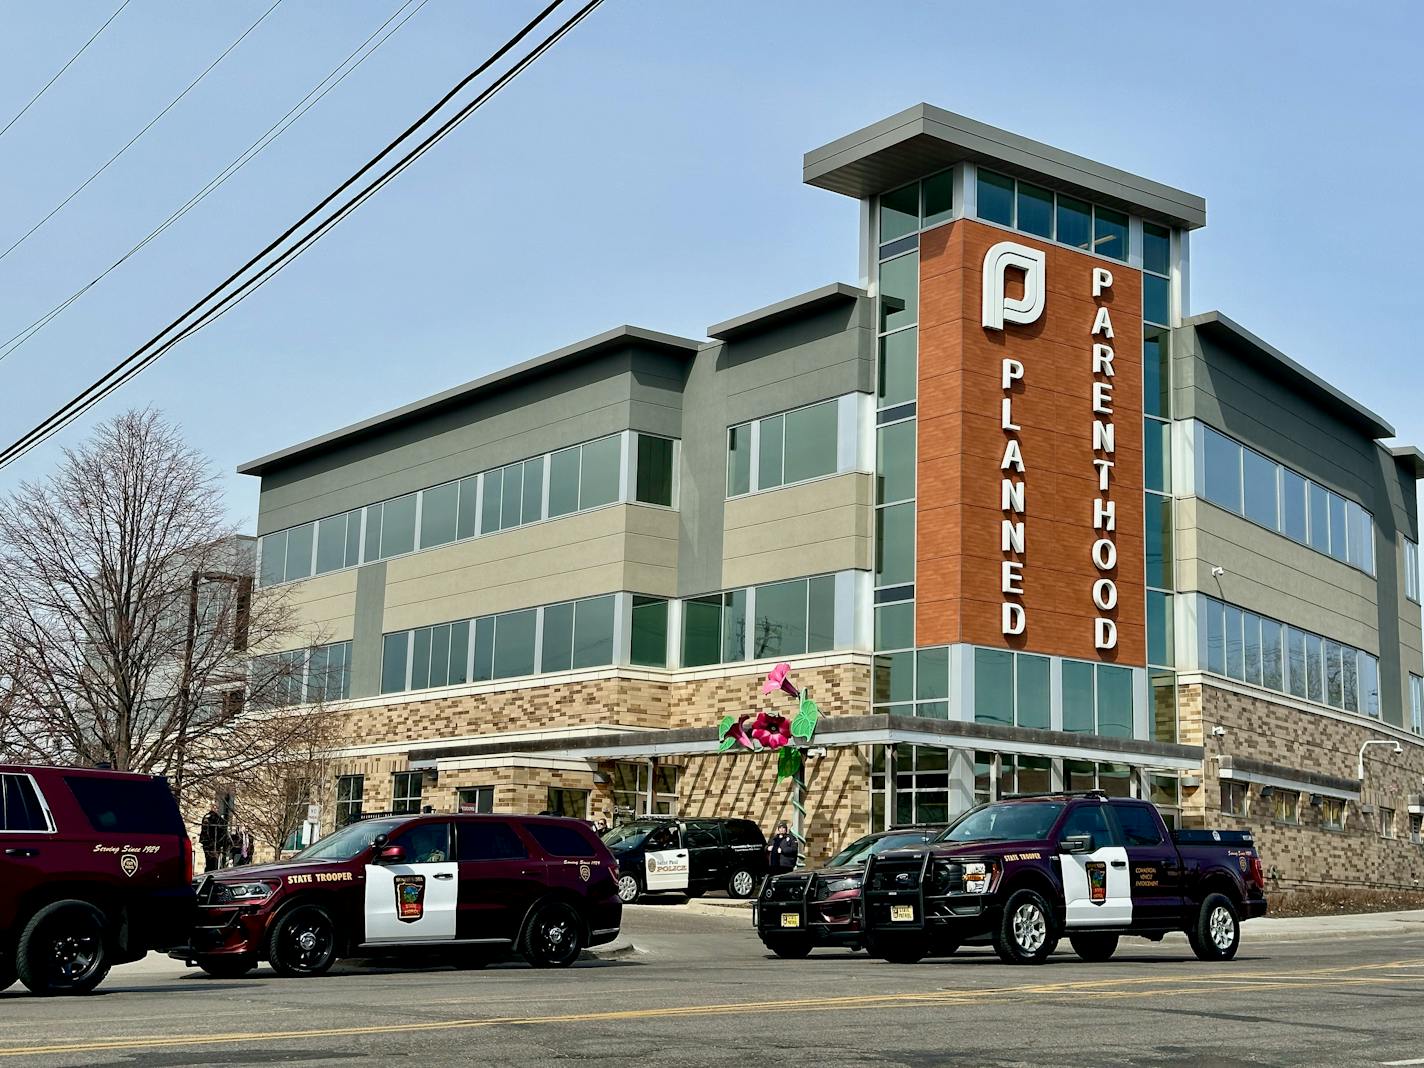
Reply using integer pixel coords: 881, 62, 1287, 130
603, 817, 767, 902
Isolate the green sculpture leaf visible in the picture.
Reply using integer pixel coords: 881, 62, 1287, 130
717, 714, 735, 739
718, 735, 738, 753
776, 746, 803, 784
790, 698, 820, 740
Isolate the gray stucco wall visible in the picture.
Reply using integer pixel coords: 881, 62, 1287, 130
1173, 324, 1423, 726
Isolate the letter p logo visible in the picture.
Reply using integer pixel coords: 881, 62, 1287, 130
982, 241, 1047, 331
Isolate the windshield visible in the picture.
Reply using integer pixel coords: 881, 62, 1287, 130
602, 824, 655, 849
291, 818, 407, 862
935, 802, 1063, 845
826, 832, 933, 867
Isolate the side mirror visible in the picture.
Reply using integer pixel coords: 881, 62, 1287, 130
1059, 834, 1095, 855
377, 844, 405, 864
372, 833, 389, 849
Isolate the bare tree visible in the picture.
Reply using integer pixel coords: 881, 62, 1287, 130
0, 409, 329, 816
232, 706, 346, 864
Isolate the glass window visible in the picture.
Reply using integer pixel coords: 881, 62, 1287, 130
875, 502, 915, 587
473, 616, 494, 682
1143, 327, 1170, 420
758, 413, 784, 490
541, 601, 574, 673
1142, 223, 1171, 277
336, 775, 364, 826
457, 475, 479, 540
1145, 493, 1173, 590
1286, 627, 1308, 699
1055, 194, 1091, 250
1410, 673, 1423, 734
1342, 648, 1358, 712
1204, 597, 1225, 675
875, 601, 913, 650
922, 171, 953, 227
631, 596, 668, 667
410, 626, 432, 690
726, 424, 752, 497
458, 821, 527, 860
1143, 274, 1170, 327
916, 646, 949, 702
316, 512, 354, 574
875, 650, 914, 705
381, 632, 408, 694
1115, 804, 1163, 846
548, 446, 580, 517
1261, 619, 1284, 691
1202, 426, 1242, 513
1063, 660, 1095, 732
1144, 419, 1170, 494
1243, 613, 1262, 686
877, 419, 915, 505
974, 648, 1013, 726
1407, 539, 1420, 603
1325, 640, 1345, 708
1016, 181, 1053, 238
682, 595, 723, 668
260, 530, 287, 587
449, 621, 469, 685
1093, 206, 1128, 261
976, 169, 1014, 227
752, 579, 808, 659
521, 456, 544, 524
808, 574, 835, 653
1280, 469, 1307, 544
636, 435, 674, 506
457, 787, 494, 815
1346, 502, 1371, 573
879, 183, 919, 243
878, 328, 917, 408
580, 436, 621, 510
480, 467, 504, 534
1147, 590, 1174, 668
381, 495, 416, 558
1327, 493, 1348, 562
1224, 605, 1244, 681
1306, 634, 1325, 703
784, 401, 838, 485
878, 252, 918, 333
284, 523, 313, 582
1242, 449, 1278, 530
1017, 654, 1050, 729
493, 609, 537, 678
1220, 780, 1248, 816
419, 482, 459, 549
363, 503, 382, 562
573, 595, 616, 668
1360, 654, 1380, 717
1151, 670, 1177, 744
1307, 482, 1330, 554
722, 588, 747, 663
1097, 665, 1133, 737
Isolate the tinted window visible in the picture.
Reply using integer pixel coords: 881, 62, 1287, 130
724, 821, 763, 847
63, 775, 182, 835
636, 435, 674, 506
294, 817, 406, 861
783, 401, 837, 485
643, 824, 681, 851
684, 822, 720, 849
1114, 804, 1163, 846
394, 822, 452, 863
579, 436, 621, 510
528, 823, 598, 858
457, 821, 527, 861
2, 775, 50, 832
940, 802, 1063, 843
1058, 804, 1115, 845
976, 169, 1014, 226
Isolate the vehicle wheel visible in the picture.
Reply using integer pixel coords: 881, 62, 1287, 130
726, 868, 757, 899
196, 954, 256, 978
16, 900, 112, 996
521, 901, 584, 969
869, 933, 926, 965
928, 938, 961, 958
761, 937, 812, 960
1189, 893, 1240, 962
267, 903, 338, 977
616, 874, 641, 904
993, 888, 1057, 965
1068, 932, 1119, 963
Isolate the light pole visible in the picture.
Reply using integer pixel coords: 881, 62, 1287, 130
1357, 738, 1404, 780
174, 570, 250, 803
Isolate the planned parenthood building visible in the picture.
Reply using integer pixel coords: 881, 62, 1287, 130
242, 105, 1424, 892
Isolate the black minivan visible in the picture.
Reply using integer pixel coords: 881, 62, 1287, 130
603, 817, 766, 903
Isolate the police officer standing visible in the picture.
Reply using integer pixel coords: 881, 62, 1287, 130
767, 820, 799, 874
199, 803, 229, 872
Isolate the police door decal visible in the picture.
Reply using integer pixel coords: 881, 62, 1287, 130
1061, 845, 1132, 927
364, 861, 458, 942
645, 847, 689, 892
394, 874, 426, 922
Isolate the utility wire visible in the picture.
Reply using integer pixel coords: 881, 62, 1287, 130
0, 0, 605, 470
0, 0, 286, 267
0, 0, 133, 141
0, 0, 430, 367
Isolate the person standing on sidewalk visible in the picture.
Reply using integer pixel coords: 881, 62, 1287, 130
767, 820, 799, 874
199, 804, 229, 872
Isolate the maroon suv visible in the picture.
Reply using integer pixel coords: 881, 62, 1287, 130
174, 813, 622, 977
0, 764, 195, 995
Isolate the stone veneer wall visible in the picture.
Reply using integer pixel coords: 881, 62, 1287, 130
1179, 681, 1424, 893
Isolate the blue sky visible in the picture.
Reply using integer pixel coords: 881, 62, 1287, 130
0, 1, 1420, 528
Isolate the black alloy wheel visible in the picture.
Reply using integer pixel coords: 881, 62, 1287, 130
267, 903, 339, 977
196, 954, 257, 978
1068, 932, 1119, 962
521, 901, 585, 969
16, 900, 111, 996
1187, 893, 1240, 962
993, 888, 1059, 965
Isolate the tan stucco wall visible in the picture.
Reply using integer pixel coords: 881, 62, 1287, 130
722, 473, 872, 589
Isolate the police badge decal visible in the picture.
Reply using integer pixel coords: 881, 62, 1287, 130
120, 853, 139, 878
579, 861, 591, 883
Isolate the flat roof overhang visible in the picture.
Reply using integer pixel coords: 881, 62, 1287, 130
707, 282, 864, 341
1215, 755, 1360, 803
1390, 445, 1424, 480
803, 103, 1206, 231
407, 714, 1205, 772
1183, 311, 1395, 440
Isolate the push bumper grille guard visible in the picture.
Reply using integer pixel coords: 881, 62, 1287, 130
757, 875, 814, 930
863, 851, 933, 931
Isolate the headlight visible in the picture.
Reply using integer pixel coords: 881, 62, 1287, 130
963, 863, 990, 894
220, 881, 277, 902
821, 876, 863, 896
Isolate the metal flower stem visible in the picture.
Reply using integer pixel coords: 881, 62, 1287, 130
791, 686, 809, 866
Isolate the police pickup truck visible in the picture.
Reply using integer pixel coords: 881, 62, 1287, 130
863, 792, 1266, 965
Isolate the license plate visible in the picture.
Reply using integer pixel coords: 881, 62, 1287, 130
890, 905, 915, 923
780, 913, 800, 928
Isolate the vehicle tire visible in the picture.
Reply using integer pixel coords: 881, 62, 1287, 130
761, 937, 812, 960
1188, 893, 1240, 962
726, 868, 757, 899
993, 888, 1057, 965
15, 900, 112, 996
616, 873, 641, 904
928, 938, 961, 959
521, 901, 585, 969
267, 903, 338, 977
1068, 932, 1119, 963
868, 933, 926, 965
196, 954, 256, 978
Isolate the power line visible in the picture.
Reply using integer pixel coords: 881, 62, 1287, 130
0, 0, 133, 142
0, 0, 430, 368
0, 0, 605, 471
0, 0, 286, 267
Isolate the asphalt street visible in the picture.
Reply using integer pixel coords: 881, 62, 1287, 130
1, 903, 1422, 1067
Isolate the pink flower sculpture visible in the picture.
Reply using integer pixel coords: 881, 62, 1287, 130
747, 711, 793, 750
761, 662, 800, 699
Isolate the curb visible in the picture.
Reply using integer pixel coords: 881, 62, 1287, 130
581, 937, 639, 960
